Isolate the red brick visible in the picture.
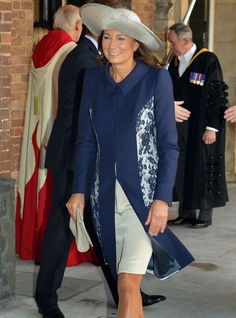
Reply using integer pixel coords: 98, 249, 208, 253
1, 55, 11, 65
0, 109, 10, 120
11, 91, 27, 102
0, 160, 11, 174
12, 1, 21, 10
11, 100, 26, 109
0, 2, 12, 10
10, 83, 27, 93
12, 10, 25, 19
0, 86, 11, 96
22, 2, 32, 10
0, 32, 11, 43
0, 44, 11, 53
21, 73, 30, 82
11, 110, 24, 120
0, 24, 12, 32
3, 11, 12, 22
0, 0, 35, 176
10, 65, 29, 74
0, 119, 9, 130
12, 143, 20, 152
11, 135, 22, 145
0, 98, 11, 108
12, 153, 21, 168
0, 140, 10, 151
0, 149, 10, 160
12, 127, 23, 136
12, 119, 24, 128
10, 73, 22, 83
0, 129, 10, 140
0, 76, 10, 86
10, 46, 25, 55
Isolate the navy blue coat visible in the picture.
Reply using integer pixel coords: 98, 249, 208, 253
73, 60, 194, 279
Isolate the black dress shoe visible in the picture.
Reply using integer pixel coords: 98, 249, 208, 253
141, 291, 166, 307
168, 216, 196, 225
38, 307, 65, 318
191, 219, 212, 228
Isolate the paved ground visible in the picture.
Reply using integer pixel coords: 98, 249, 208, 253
0, 184, 236, 318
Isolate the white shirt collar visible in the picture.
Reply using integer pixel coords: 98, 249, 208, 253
84, 34, 98, 50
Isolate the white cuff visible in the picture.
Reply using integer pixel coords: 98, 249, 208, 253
206, 126, 218, 132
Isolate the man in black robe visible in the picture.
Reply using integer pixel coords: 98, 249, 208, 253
167, 23, 228, 228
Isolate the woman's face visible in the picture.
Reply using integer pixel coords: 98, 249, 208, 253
102, 29, 139, 66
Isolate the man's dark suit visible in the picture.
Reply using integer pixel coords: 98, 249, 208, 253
35, 36, 119, 310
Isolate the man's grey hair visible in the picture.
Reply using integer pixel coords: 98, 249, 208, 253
169, 23, 192, 41
53, 5, 81, 31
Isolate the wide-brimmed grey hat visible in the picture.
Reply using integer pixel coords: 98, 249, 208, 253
80, 3, 163, 51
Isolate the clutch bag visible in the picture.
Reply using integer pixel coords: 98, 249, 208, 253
69, 208, 93, 252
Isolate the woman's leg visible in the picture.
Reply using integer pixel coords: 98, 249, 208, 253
115, 181, 152, 317
117, 273, 143, 318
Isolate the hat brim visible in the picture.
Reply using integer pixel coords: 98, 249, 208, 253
80, 3, 163, 51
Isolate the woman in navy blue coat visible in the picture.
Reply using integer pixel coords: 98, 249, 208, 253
67, 3, 194, 317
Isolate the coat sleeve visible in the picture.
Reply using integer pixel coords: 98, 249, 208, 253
153, 69, 179, 204
204, 53, 225, 130
72, 70, 97, 194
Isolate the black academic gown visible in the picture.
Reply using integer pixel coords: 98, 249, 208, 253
169, 47, 228, 210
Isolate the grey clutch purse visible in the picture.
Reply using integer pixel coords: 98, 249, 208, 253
69, 208, 93, 252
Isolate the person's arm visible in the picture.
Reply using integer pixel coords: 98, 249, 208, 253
145, 69, 179, 236
203, 54, 226, 144
67, 70, 97, 219
224, 105, 236, 123
153, 69, 179, 203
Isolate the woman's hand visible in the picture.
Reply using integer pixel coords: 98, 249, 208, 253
66, 193, 85, 221
145, 200, 168, 236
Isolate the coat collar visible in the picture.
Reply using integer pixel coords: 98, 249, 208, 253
102, 60, 150, 96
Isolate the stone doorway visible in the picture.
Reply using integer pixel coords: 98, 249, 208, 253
189, 0, 209, 48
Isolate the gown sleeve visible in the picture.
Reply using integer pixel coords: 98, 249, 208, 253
203, 53, 227, 130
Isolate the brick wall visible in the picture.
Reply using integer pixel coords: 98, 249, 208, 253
0, 0, 12, 178
0, 0, 33, 179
